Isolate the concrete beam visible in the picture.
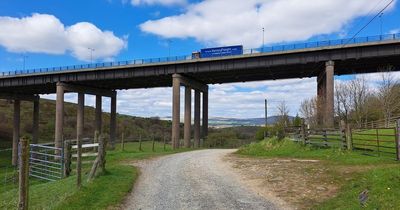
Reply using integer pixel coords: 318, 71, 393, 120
202, 90, 209, 138
58, 82, 115, 97
184, 87, 192, 148
0, 93, 39, 101
172, 75, 181, 149
55, 83, 64, 149
12, 100, 20, 166
325, 61, 335, 127
95, 95, 102, 135
317, 61, 335, 128
172, 74, 208, 93
32, 98, 39, 144
194, 90, 201, 148
110, 92, 117, 149
76, 93, 84, 186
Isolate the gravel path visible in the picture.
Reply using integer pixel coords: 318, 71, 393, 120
122, 149, 280, 210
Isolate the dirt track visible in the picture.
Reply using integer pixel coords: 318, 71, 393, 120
122, 149, 284, 210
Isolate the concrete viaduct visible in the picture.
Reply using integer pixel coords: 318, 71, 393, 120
1, 38, 400, 164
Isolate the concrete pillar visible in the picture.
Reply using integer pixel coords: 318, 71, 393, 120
202, 90, 209, 138
325, 61, 335, 127
317, 61, 335, 128
55, 83, 64, 149
95, 95, 102, 135
184, 87, 192, 148
76, 93, 84, 186
194, 90, 201, 148
317, 73, 325, 125
110, 92, 117, 149
172, 75, 181, 149
12, 100, 20, 166
32, 98, 39, 144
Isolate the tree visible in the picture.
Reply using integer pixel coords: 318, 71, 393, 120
292, 114, 302, 127
299, 97, 317, 127
377, 68, 400, 127
277, 101, 290, 127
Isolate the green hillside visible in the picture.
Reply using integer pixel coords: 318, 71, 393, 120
0, 99, 172, 148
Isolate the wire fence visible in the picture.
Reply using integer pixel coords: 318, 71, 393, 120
0, 148, 18, 194
1, 33, 399, 77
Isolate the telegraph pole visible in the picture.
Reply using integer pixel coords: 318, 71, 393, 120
379, 12, 384, 36
262, 27, 265, 52
264, 99, 268, 139
88, 47, 95, 64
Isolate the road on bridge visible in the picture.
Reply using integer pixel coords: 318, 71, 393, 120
121, 149, 284, 210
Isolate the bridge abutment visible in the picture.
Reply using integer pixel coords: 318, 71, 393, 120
194, 90, 201, 148
317, 61, 335, 128
184, 87, 192, 148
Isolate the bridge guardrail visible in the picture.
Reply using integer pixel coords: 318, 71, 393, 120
1, 33, 399, 77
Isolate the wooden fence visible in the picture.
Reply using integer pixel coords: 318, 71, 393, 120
285, 120, 400, 160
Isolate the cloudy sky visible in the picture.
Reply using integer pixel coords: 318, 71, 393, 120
0, 0, 399, 118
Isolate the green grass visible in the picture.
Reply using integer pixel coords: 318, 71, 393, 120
237, 138, 400, 209
0, 141, 191, 210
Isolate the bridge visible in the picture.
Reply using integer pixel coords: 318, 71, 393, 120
1, 34, 400, 164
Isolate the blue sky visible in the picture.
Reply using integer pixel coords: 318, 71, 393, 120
0, 0, 399, 119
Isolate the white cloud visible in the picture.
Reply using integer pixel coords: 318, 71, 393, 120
389, 28, 400, 34
130, 0, 186, 6
0, 13, 126, 61
140, 0, 396, 48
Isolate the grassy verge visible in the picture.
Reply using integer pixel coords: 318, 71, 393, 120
237, 138, 400, 209
0, 141, 191, 209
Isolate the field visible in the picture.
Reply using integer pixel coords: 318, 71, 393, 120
0, 141, 191, 209
237, 138, 400, 209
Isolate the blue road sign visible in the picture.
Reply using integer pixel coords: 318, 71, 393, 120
200, 45, 243, 58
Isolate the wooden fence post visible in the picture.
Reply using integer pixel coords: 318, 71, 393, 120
347, 124, 353, 151
152, 136, 155, 152
396, 120, 400, 161
301, 119, 307, 145
121, 133, 125, 151
163, 136, 166, 151
139, 135, 142, 151
63, 140, 72, 177
88, 135, 107, 181
323, 130, 328, 147
18, 137, 29, 210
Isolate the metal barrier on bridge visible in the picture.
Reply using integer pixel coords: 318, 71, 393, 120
1, 33, 399, 77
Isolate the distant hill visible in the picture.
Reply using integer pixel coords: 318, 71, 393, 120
162, 116, 294, 128
208, 116, 294, 128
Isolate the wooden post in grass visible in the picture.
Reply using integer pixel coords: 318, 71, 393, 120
301, 119, 307, 145
63, 140, 72, 177
163, 136, 166, 151
396, 120, 400, 160
347, 124, 353, 151
152, 136, 155, 152
139, 135, 142, 151
121, 133, 125, 151
88, 135, 107, 181
18, 137, 29, 210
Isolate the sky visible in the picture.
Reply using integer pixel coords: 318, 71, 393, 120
0, 0, 399, 119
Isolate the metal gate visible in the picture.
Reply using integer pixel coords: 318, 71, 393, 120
29, 144, 64, 181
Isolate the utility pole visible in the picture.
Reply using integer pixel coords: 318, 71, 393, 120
262, 27, 265, 52
88, 47, 95, 64
168, 40, 173, 57
22, 54, 28, 71
264, 98, 268, 139
379, 12, 384, 36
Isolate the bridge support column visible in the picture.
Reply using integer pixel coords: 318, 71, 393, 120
202, 90, 209, 139
32, 97, 39, 144
110, 92, 117, 149
184, 87, 192, 148
317, 61, 335, 128
95, 95, 102, 137
172, 75, 181, 149
194, 90, 201, 148
12, 100, 20, 166
76, 93, 84, 187
55, 83, 65, 149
